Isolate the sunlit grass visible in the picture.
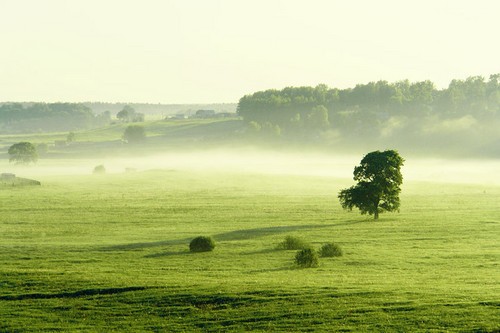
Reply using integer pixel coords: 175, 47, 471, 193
0, 169, 498, 331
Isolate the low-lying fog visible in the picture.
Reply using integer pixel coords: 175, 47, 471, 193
2, 150, 500, 185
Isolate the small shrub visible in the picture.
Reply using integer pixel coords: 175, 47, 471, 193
295, 248, 319, 268
189, 236, 216, 253
277, 236, 309, 250
319, 243, 343, 257
93, 165, 106, 174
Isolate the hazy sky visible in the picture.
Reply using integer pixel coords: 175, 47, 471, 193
1, 0, 499, 103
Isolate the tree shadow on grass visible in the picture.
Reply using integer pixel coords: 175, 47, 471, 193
99, 239, 189, 252
144, 250, 191, 258
99, 219, 365, 253
213, 223, 338, 242
0, 286, 150, 301
240, 248, 281, 256
247, 266, 293, 273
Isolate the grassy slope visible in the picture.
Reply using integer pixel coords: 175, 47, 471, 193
0, 119, 246, 159
0, 169, 498, 332
2, 116, 500, 159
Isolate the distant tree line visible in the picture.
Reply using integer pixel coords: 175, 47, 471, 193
237, 74, 500, 155
0, 103, 111, 133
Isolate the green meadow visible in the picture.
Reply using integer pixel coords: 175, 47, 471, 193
0, 165, 499, 332
1, 119, 499, 331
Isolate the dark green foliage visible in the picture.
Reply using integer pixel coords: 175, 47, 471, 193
93, 165, 106, 174
236, 74, 500, 151
339, 150, 404, 219
189, 236, 216, 253
319, 243, 343, 257
123, 125, 146, 143
238, 75, 500, 126
238, 85, 334, 139
295, 248, 319, 268
117, 105, 144, 123
8, 142, 38, 164
277, 236, 309, 250
117, 106, 132, 122
0, 103, 107, 133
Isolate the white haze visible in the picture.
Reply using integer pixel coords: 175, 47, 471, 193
3, 150, 500, 186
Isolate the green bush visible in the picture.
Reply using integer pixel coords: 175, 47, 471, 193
277, 236, 309, 250
93, 165, 106, 174
189, 236, 216, 253
123, 125, 146, 143
319, 243, 343, 257
295, 248, 319, 268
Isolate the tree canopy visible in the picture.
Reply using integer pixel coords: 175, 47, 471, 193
117, 105, 145, 123
0, 103, 110, 133
338, 150, 404, 220
8, 142, 38, 165
123, 125, 146, 143
236, 74, 500, 155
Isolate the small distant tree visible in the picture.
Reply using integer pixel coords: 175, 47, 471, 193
117, 105, 135, 122
116, 105, 143, 122
8, 142, 38, 164
66, 132, 76, 143
338, 150, 404, 220
123, 125, 146, 143
93, 165, 106, 174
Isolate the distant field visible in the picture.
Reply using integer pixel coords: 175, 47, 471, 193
0, 118, 245, 160
0, 167, 498, 332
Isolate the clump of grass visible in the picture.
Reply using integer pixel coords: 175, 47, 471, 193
189, 236, 216, 253
319, 242, 343, 257
295, 248, 319, 268
277, 236, 309, 250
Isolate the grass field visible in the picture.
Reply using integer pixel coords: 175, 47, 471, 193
0, 119, 245, 160
0, 162, 499, 332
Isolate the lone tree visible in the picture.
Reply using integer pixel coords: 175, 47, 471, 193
8, 142, 38, 165
117, 105, 144, 122
66, 131, 76, 143
123, 125, 146, 143
338, 150, 404, 220
116, 105, 135, 122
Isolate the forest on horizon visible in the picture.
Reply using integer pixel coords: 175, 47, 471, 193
238, 74, 500, 157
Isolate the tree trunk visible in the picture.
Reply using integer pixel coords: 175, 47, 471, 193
374, 202, 379, 220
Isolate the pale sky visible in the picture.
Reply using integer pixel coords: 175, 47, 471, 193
0, 0, 499, 104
